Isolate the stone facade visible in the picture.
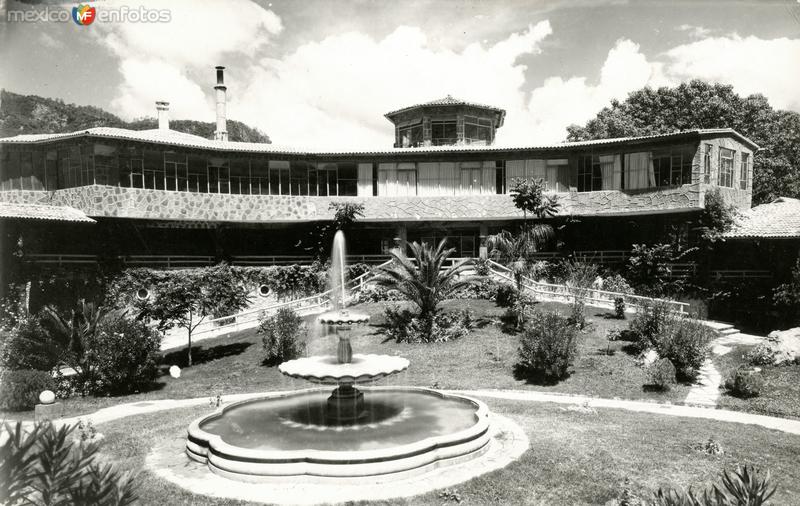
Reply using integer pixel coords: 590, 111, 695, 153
0, 184, 705, 223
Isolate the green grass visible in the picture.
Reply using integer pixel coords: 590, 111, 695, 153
1, 299, 692, 421
93, 398, 800, 505
714, 344, 800, 420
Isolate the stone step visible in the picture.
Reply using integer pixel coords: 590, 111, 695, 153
717, 327, 741, 336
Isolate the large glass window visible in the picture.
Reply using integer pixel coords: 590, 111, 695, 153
93, 144, 118, 186
229, 158, 250, 194
719, 148, 735, 188
164, 152, 188, 192
651, 148, 693, 187
703, 144, 713, 184
577, 156, 603, 192
119, 146, 144, 189
739, 152, 750, 190
208, 158, 230, 194
337, 162, 358, 196
398, 123, 423, 147
290, 161, 309, 195
142, 149, 164, 190
269, 160, 290, 195
315, 163, 337, 196
431, 120, 457, 145
464, 116, 492, 145
459, 162, 482, 195
251, 158, 269, 195
187, 154, 208, 193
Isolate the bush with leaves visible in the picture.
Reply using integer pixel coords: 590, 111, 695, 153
652, 465, 775, 506
472, 257, 491, 276
628, 300, 673, 352
0, 370, 55, 411
351, 284, 406, 304
559, 260, 599, 289
505, 292, 537, 331
383, 306, 473, 344
604, 273, 634, 295
451, 277, 498, 300
646, 358, 677, 391
495, 284, 518, 308
0, 421, 137, 505
91, 315, 161, 394
259, 307, 306, 365
568, 298, 587, 330
655, 317, 715, 381
725, 367, 765, 399
626, 244, 695, 296
517, 311, 579, 381
699, 188, 738, 242
746, 342, 775, 366
0, 315, 62, 372
614, 297, 626, 319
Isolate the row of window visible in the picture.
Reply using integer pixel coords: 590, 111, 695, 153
0, 142, 751, 195
703, 144, 750, 189
397, 116, 494, 148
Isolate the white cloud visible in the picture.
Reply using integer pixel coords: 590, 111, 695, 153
661, 35, 800, 111
511, 39, 660, 144
676, 24, 712, 39
90, 0, 282, 120
236, 21, 553, 148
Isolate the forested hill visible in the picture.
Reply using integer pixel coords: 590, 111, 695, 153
0, 90, 270, 143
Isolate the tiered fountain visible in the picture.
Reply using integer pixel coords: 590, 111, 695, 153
186, 231, 491, 480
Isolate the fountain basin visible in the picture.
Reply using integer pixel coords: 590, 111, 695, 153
186, 387, 490, 480
318, 309, 370, 326
279, 354, 409, 384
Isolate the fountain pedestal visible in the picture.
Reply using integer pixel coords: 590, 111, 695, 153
326, 383, 364, 422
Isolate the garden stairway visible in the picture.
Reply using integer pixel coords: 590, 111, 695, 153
159, 261, 390, 351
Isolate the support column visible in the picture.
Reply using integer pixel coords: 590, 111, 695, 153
479, 223, 489, 259
393, 224, 407, 255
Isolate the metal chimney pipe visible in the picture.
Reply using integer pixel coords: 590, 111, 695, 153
155, 101, 170, 130
213, 66, 228, 141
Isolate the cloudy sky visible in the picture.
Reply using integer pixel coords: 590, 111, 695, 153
1, 0, 799, 148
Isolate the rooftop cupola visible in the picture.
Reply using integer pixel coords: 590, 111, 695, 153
384, 95, 506, 148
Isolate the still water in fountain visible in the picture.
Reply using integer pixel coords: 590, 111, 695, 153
198, 390, 478, 452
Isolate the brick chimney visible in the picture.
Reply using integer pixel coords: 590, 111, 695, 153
155, 101, 170, 130
214, 66, 228, 141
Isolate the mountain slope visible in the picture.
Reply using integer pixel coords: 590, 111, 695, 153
0, 90, 270, 143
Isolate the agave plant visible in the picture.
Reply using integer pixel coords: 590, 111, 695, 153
652, 465, 776, 506
374, 239, 473, 320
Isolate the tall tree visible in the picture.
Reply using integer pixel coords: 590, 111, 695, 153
566, 80, 800, 205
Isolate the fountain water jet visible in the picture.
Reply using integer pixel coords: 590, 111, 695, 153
185, 231, 492, 480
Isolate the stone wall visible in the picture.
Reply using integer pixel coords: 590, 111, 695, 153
0, 183, 705, 223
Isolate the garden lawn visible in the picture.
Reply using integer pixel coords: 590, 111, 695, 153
94, 397, 800, 505
2, 299, 694, 421
714, 343, 800, 420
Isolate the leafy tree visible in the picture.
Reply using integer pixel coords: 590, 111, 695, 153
488, 178, 560, 287
142, 265, 250, 367
306, 202, 365, 260
566, 80, 800, 205
374, 240, 472, 320
698, 188, 738, 242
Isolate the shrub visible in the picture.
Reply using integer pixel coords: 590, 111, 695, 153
604, 273, 633, 295
614, 297, 626, 319
383, 306, 473, 344
655, 317, 714, 380
495, 284, 517, 308
0, 315, 62, 372
91, 316, 161, 394
652, 465, 775, 506
517, 311, 579, 381
259, 308, 306, 365
559, 260, 599, 289
451, 277, 498, 300
646, 358, 677, 391
568, 298, 587, 330
506, 292, 537, 331
628, 300, 672, 352
0, 421, 138, 505
746, 342, 775, 366
352, 284, 406, 304
0, 370, 56, 411
472, 257, 491, 276
725, 367, 765, 398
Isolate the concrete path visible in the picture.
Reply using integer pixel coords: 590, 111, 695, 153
684, 332, 765, 407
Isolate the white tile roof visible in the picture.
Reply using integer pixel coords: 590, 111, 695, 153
384, 94, 506, 117
0, 127, 759, 155
0, 201, 95, 223
724, 197, 800, 239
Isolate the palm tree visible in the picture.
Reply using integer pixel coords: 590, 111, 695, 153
41, 301, 121, 390
374, 240, 473, 320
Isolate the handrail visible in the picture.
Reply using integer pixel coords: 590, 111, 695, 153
486, 259, 689, 314
192, 260, 393, 336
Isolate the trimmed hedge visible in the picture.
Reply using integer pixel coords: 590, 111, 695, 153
0, 369, 55, 411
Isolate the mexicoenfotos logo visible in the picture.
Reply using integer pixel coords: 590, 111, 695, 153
72, 4, 97, 26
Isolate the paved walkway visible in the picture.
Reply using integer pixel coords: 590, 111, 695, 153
684, 332, 765, 407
